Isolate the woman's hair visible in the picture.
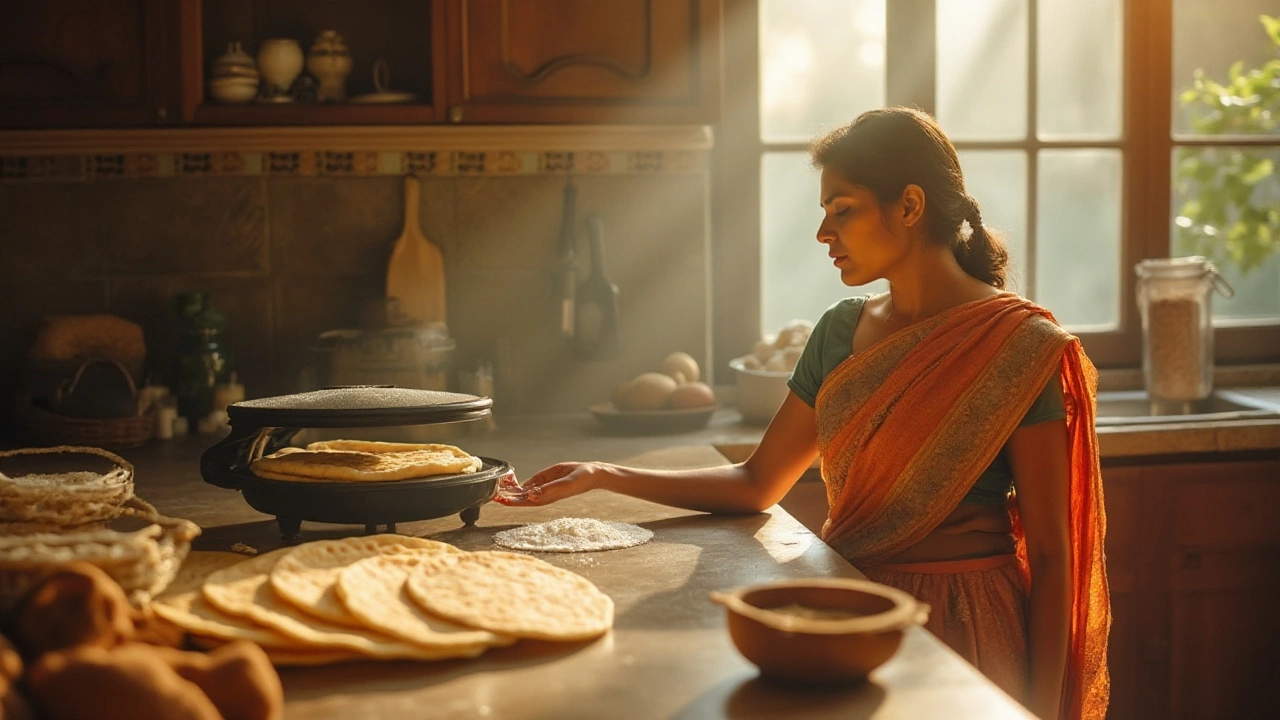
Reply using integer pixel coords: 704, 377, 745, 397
810, 107, 1009, 289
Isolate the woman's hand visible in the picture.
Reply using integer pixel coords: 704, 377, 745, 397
494, 462, 610, 506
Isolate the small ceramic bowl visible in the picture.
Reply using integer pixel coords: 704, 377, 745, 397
729, 356, 791, 426
711, 577, 929, 686
208, 78, 260, 104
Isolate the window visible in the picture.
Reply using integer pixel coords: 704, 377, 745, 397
713, 0, 1280, 368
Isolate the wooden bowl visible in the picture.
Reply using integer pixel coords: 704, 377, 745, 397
711, 578, 929, 686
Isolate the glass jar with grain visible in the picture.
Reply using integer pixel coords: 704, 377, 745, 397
1134, 256, 1234, 403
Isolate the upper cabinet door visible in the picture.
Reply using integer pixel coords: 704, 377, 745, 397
443, 0, 721, 124
0, 0, 178, 128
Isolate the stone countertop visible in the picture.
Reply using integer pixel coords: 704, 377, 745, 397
704, 389, 1280, 463
118, 432, 1033, 720
1094, 385, 1280, 459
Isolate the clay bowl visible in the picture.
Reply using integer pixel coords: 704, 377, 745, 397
711, 577, 929, 686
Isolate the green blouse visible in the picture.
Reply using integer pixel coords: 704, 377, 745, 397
788, 297, 1066, 505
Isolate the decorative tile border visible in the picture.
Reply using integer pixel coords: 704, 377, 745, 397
0, 125, 713, 181
0, 148, 706, 181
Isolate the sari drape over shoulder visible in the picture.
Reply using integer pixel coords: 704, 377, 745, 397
814, 293, 1109, 720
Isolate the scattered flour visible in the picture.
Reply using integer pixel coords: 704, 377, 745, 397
493, 517, 653, 553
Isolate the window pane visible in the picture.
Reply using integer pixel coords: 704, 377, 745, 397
761, 152, 886, 335
1172, 146, 1280, 322
937, 0, 1027, 141
1173, 0, 1280, 137
1035, 149, 1123, 329
759, 0, 885, 143
957, 150, 1029, 293
1037, 0, 1122, 140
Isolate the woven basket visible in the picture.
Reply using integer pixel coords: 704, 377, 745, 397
23, 405, 155, 449
0, 445, 136, 532
20, 359, 154, 449
0, 496, 200, 613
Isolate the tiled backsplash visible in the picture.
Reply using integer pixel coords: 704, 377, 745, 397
0, 149, 702, 181
0, 132, 712, 433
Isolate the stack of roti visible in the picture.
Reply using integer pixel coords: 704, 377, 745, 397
150, 534, 613, 666
250, 440, 483, 483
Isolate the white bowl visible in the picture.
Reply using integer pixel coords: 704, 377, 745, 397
730, 356, 792, 425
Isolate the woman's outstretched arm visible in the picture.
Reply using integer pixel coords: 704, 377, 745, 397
1009, 418, 1073, 720
498, 393, 819, 514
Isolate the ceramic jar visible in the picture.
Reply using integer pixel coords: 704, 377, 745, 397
256, 38, 304, 102
208, 41, 259, 104
307, 30, 352, 102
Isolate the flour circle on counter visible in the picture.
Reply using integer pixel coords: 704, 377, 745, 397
493, 517, 653, 553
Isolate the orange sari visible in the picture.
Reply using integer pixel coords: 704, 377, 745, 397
814, 293, 1109, 720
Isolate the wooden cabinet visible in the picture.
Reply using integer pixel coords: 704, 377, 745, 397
1103, 454, 1280, 720
185, 0, 445, 125
1, 0, 721, 128
0, 0, 181, 128
441, 0, 721, 124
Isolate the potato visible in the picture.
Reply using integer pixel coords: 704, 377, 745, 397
780, 346, 804, 371
773, 319, 814, 348
751, 340, 775, 364
616, 373, 677, 412
668, 382, 716, 409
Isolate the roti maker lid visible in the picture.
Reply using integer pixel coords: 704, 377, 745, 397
226, 385, 492, 429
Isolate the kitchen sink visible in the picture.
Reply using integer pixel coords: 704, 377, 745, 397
1094, 389, 1280, 426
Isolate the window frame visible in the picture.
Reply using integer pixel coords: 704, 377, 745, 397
710, 0, 1280, 376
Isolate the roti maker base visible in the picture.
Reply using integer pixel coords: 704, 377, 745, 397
201, 386, 503, 542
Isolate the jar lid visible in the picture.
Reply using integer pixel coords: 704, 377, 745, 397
1135, 256, 1235, 297
1135, 255, 1213, 277
227, 386, 491, 429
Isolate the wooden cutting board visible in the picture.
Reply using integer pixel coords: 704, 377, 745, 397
386, 174, 446, 325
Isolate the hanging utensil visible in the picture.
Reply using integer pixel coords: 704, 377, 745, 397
386, 174, 446, 326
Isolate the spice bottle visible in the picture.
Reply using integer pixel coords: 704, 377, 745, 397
1134, 256, 1234, 403
173, 292, 234, 431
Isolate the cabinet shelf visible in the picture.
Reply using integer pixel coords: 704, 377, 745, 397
192, 102, 438, 126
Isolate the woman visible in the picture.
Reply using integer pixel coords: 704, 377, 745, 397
498, 107, 1109, 720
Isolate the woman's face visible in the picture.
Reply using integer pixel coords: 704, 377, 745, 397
816, 167, 908, 287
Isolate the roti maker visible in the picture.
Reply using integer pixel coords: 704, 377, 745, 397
200, 385, 510, 542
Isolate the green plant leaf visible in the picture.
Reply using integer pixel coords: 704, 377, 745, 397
1173, 15, 1280, 276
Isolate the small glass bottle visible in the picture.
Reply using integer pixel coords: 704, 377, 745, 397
173, 292, 233, 431
1134, 256, 1234, 404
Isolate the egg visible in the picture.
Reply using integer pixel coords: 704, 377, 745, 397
668, 381, 716, 409
616, 372, 677, 412
660, 351, 700, 384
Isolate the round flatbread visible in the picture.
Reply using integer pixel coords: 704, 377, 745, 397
250, 445, 482, 482
493, 518, 653, 553
153, 551, 320, 650
162, 550, 248, 596
154, 589, 314, 650
270, 534, 460, 625
337, 551, 514, 649
188, 635, 367, 666
306, 440, 465, 455
405, 551, 613, 642
202, 547, 493, 660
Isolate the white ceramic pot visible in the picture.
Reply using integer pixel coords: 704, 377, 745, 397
208, 78, 259, 104
256, 38, 304, 98
307, 30, 353, 101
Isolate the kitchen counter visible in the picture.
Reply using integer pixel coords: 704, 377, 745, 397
117, 429, 1035, 720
